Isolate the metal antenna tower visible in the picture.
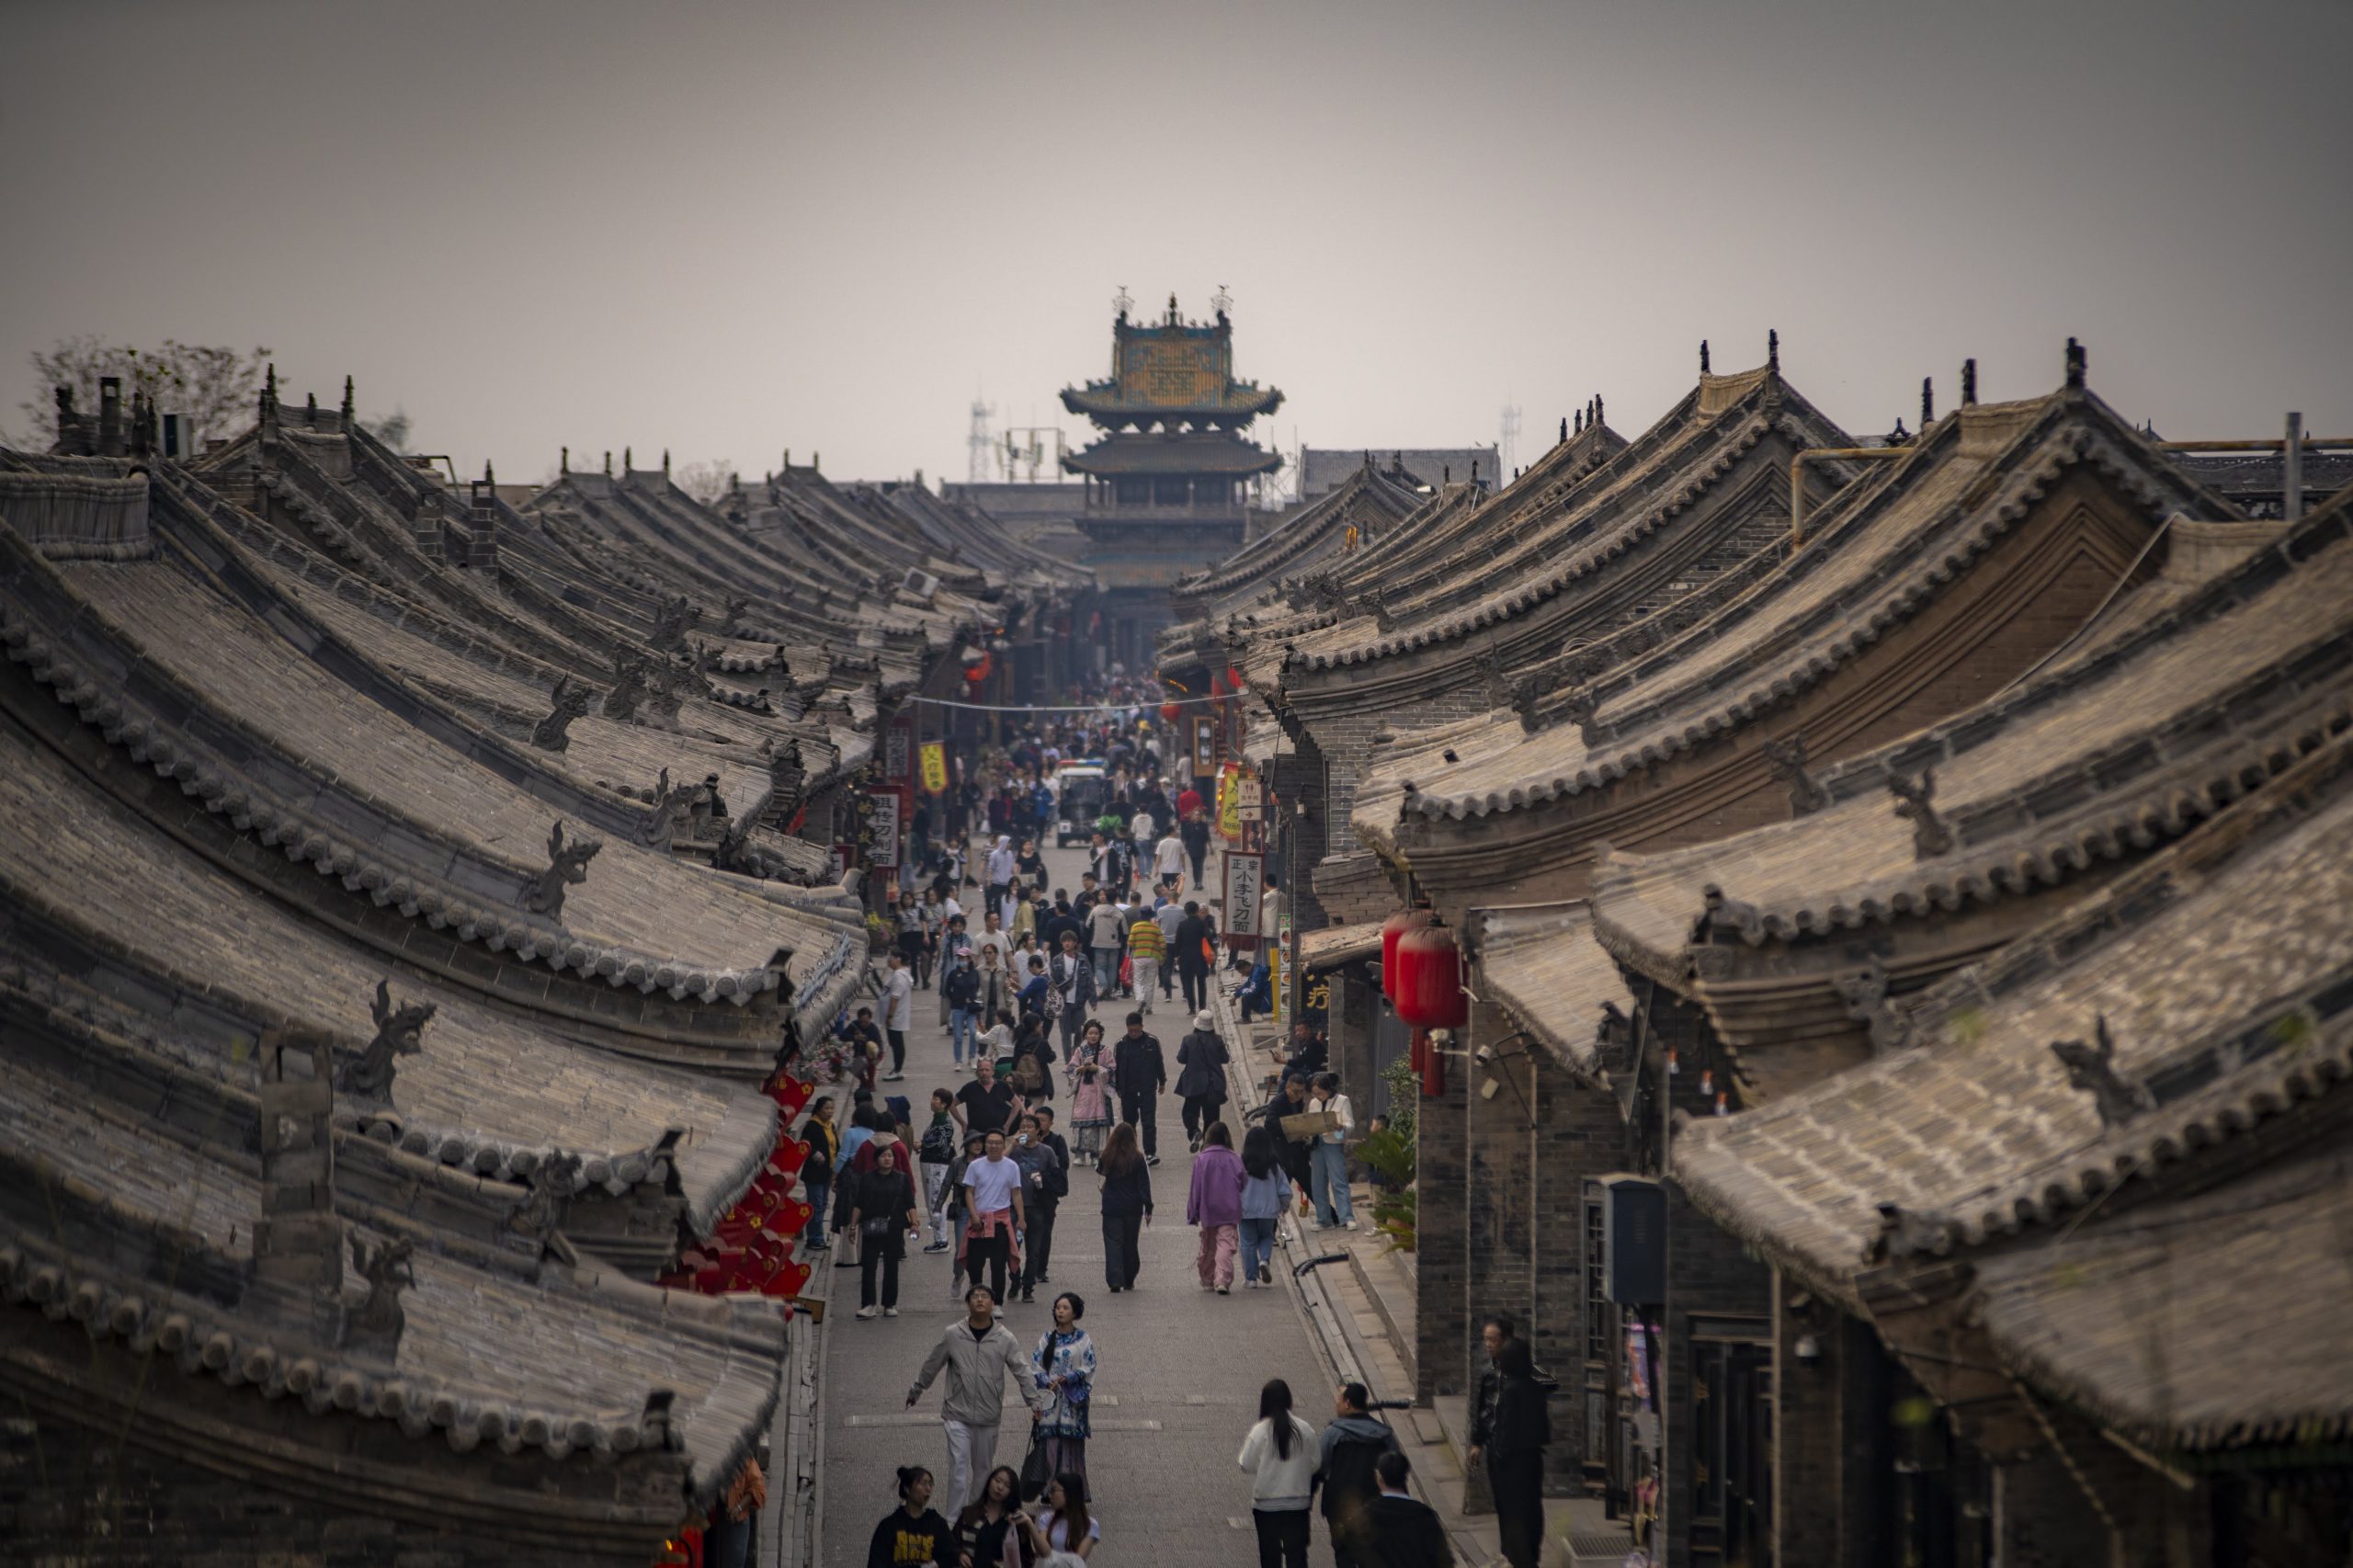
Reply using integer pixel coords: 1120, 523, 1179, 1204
967, 397, 996, 485
1499, 402, 1523, 477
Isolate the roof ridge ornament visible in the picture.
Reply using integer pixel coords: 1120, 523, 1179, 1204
2065, 336, 2087, 391
2050, 1016, 2154, 1126
529, 676, 593, 752
1768, 328, 1779, 370
1833, 960, 1915, 1057
338, 980, 433, 1101
1699, 339, 1711, 375
520, 821, 602, 921
1888, 767, 1954, 858
1760, 733, 1831, 817
343, 1232, 415, 1352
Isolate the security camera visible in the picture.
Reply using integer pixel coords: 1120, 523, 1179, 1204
1473, 1043, 1495, 1066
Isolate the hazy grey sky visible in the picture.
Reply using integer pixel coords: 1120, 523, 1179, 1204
6, 0, 2348, 486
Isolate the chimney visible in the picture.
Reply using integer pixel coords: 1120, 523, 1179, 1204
253, 1031, 343, 1292
2284, 412, 2305, 521
413, 486, 447, 563
98, 377, 124, 455
468, 464, 499, 569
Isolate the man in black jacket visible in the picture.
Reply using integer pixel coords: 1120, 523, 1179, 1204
1313, 1382, 1404, 1568
1173, 900, 1212, 1013
1362, 1450, 1453, 1568
1109, 1012, 1166, 1164
1256, 1073, 1316, 1194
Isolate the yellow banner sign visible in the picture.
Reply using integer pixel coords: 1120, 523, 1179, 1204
919, 741, 949, 795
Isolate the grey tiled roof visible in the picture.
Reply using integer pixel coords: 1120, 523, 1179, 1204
1476, 903, 1633, 1074
1381, 388, 2237, 828
1587, 498, 2353, 973
1671, 733, 2353, 1298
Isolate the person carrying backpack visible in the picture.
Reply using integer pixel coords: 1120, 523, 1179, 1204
917, 1089, 961, 1253
1313, 1382, 1403, 1568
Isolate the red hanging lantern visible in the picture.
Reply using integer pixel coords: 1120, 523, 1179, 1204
1159, 700, 1183, 722
1381, 909, 1434, 1003
1393, 924, 1468, 1030
1226, 665, 1244, 690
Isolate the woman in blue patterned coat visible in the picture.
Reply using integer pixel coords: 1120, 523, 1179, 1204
1029, 1290, 1097, 1492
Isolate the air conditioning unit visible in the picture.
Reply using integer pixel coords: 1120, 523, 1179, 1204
902, 568, 940, 598
1594, 1173, 1665, 1306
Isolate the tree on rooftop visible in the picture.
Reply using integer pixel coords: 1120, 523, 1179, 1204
13, 336, 274, 453
674, 458, 736, 506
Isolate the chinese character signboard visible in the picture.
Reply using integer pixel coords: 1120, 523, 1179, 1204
1223, 850, 1264, 943
866, 787, 902, 869
1216, 763, 1245, 843
1236, 775, 1263, 822
919, 741, 949, 795
885, 724, 912, 781
1191, 715, 1216, 777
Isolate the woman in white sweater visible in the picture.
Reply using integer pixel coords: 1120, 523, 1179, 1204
1309, 1073, 1357, 1230
1238, 1377, 1320, 1568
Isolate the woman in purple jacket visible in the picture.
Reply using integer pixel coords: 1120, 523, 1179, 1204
1186, 1121, 1245, 1295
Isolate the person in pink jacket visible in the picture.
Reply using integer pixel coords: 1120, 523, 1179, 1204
1186, 1121, 1245, 1294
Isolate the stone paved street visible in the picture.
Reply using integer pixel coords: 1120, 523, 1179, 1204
816, 839, 1346, 1567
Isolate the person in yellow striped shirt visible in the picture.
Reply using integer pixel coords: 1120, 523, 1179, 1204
1124, 906, 1165, 1014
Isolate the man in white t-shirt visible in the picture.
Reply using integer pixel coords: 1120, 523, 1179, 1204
881, 952, 915, 1082
961, 1130, 1027, 1306
1154, 828, 1186, 890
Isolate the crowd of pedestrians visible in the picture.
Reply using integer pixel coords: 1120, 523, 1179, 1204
808, 696, 1542, 1566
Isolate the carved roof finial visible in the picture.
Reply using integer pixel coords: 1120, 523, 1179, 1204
1961, 357, 1978, 406
1594, 393, 1604, 426
1760, 733, 1830, 817
603, 449, 612, 476
2050, 1016, 2154, 1126
1768, 328, 1779, 369
2065, 336, 2086, 390
483, 458, 495, 486
1699, 339, 1711, 374
339, 979, 433, 1101
1574, 409, 1583, 435
1560, 415, 1568, 442
623, 445, 633, 471
1921, 376, 1935, 427
341, 374, 355, 421
1833, 960, 1913, 1057
263, 362, 278, 412
1887, 768, 1954, 858
520, 821, 603, 920
662, 448, 670, 475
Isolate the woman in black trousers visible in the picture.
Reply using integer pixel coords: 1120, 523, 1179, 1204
1095, 1122, 1153, 1291
1486, 1337, 1552, 1568
850, 1143, 918, 1319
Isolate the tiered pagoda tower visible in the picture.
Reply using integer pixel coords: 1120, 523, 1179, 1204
1060, 290, 1283, 665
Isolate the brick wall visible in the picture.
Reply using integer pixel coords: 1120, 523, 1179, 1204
1530, 1046, 1624, 1488
1414, 1057, 1470, 1403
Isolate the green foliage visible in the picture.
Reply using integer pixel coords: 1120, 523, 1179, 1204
1378, 1054, 1418, 1144
1356, 1115, 1418, 1253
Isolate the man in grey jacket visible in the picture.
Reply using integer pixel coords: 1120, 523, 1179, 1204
905, 1285, 1050, 1515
